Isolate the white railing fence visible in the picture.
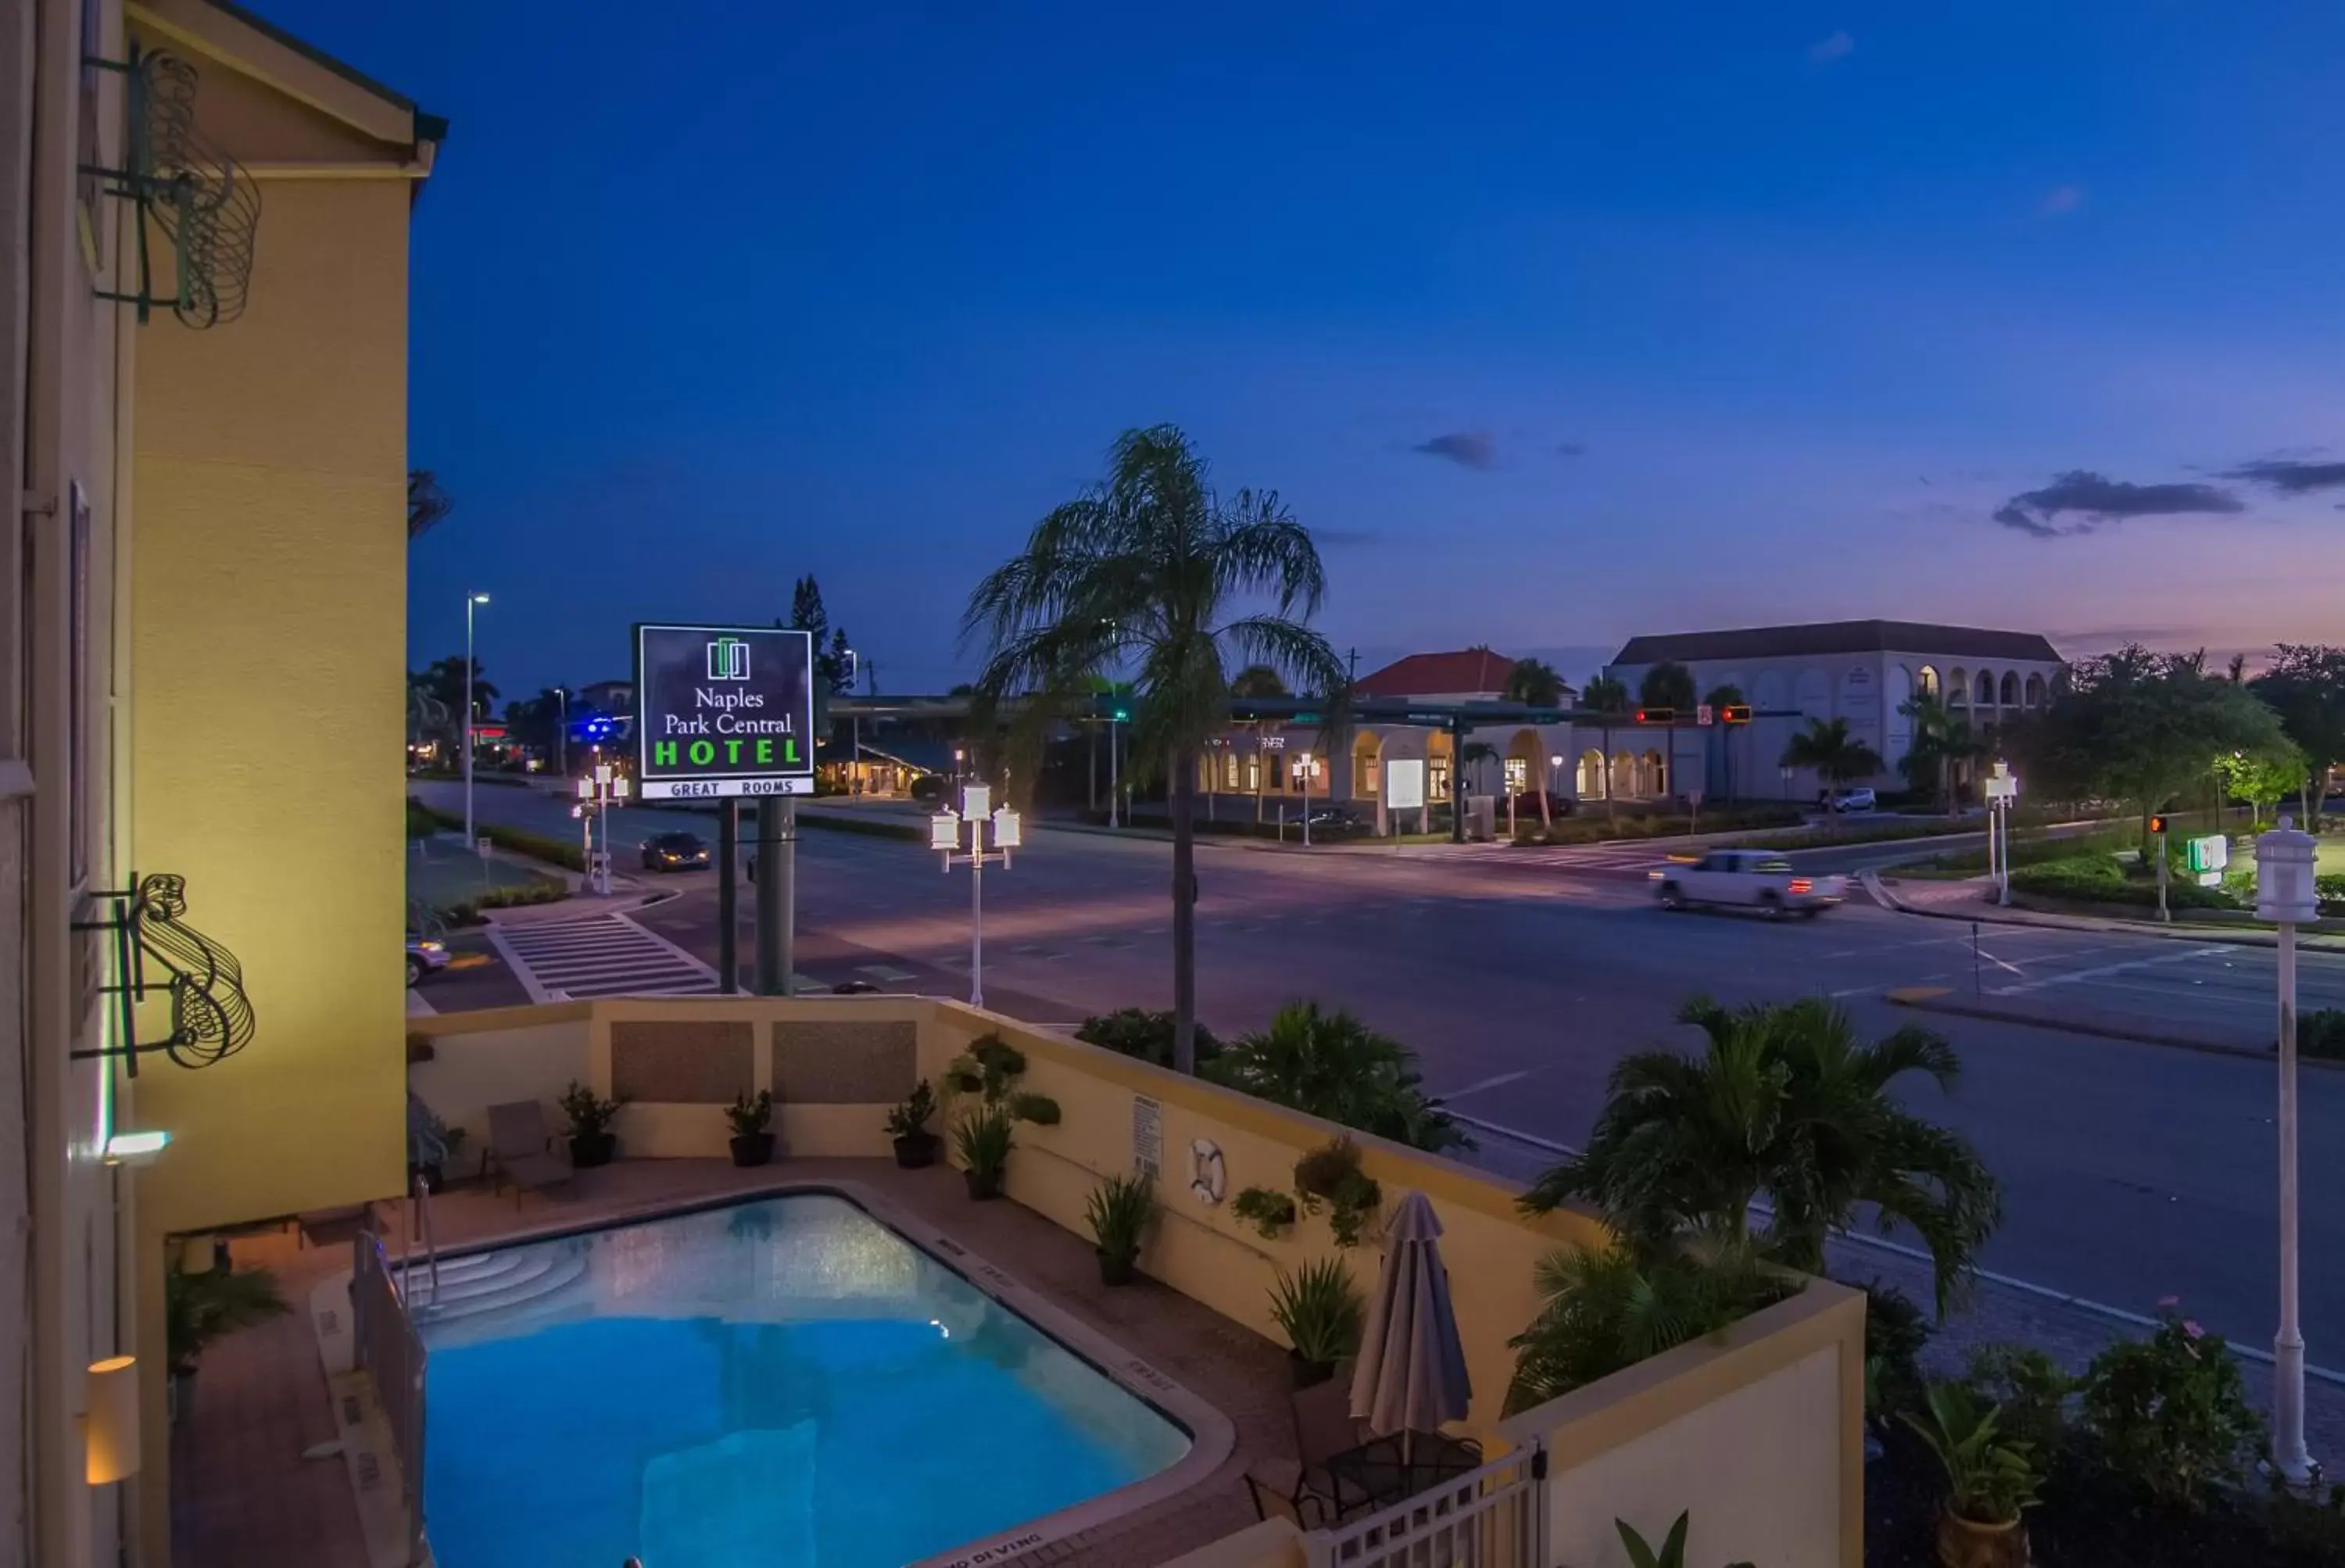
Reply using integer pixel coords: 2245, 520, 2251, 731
1305, 1442, 1545, 1568
352, 1230, 429, 1566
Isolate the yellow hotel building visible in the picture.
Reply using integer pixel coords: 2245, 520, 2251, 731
4, 1, 439, 1560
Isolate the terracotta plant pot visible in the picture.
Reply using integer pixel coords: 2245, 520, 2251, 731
569, 1131, 616, 1169
1288, 1351, 1337, 1390
729, 1133, 774, 1169
1935, 1509, 2028, 1568
1097, 1249, 1138, 1287
893, 1131, 939, 1169
964, 1167, 1001, 1201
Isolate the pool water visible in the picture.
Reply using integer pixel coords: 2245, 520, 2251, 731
418, 1193, 1190, 1567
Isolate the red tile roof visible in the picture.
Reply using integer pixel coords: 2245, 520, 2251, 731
1353, 649, 1519, 698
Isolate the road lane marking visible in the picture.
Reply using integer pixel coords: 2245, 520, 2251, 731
1989, 946, 2230, 997
1440, 1069, 1531, 1101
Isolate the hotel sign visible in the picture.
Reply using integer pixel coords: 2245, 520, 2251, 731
632, 623, 816, 799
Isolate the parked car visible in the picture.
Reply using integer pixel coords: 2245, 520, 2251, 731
1505, 790, 1577, 819
1299, 805, 1371, 838
1823, 786, 1877, 814
405, 934, 451, 987
1652, 850, 1847, 918
640, 831, 711, 872
910, 773, 951, 807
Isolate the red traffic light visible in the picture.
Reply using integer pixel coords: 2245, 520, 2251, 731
2149, 814, 2169, 835
1635, 707, 1675, 725
1720, 704, 1752, 724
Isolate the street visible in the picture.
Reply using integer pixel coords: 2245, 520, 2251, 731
410, 779, 2345, 1364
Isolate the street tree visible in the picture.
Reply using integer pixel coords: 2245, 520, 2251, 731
1897, 693, 1979, 814
1780, 718, 1883, 796
417, 656, 495, 723
1520, 994, 2002, 1311
2250, 644, 2345, 826
1581, 675, 1631, 821
1505, 657, 1566, 707
2216, 743, 2305, 827
964, 424, 1346, 1075
1208, 1002, 1468, 1154
1230, 664, 1289, 698
1638, 661, 1697, 714
501, 687, 571, 763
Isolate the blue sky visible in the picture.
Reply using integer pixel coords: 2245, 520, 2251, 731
270, 2, 2345, 699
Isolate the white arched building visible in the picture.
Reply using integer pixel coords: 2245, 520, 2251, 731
1605, 621, 2063, 802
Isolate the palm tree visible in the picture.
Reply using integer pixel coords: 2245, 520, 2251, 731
965, 425, 1347, 1074
1898, 694, 1978, 814
1638, 661, 1698, 714
1582, 675, 1631, 821
407, 470, 452, 540
1504, 658, 1565, 707
1520, 995, 2001, 1309
1230, 664, 1290, 698
1208, 1001, 1466, 1152
1780, 717, 1884, 806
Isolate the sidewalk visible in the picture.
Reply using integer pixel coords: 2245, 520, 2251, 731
1866, 868, 2345, 953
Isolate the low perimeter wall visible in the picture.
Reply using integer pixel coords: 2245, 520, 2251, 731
406, 996, 1862, 1563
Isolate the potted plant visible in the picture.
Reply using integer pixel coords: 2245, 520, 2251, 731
1233, 1186, 1298, 1240
1901, 1380, 2042, 1568
1294, 1137, 1382, 1248
406, 1090, 453, 1194
1267, 1258, 1365, 1388
166, 1263, 291, 1423
1613, 1512, 1754, 1568
954, 1105, 1015, 1200
886, 1079, 940, 1169
1085, 1172, 1157, 1286
726, 1089, 775, 1167
558, 1080, 625, 1169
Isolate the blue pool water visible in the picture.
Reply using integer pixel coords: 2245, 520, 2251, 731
417, 1193, 1190, 1567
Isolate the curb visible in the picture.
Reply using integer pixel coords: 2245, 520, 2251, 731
1881, 985, 2345, 1071
1861, 869, 2345, 954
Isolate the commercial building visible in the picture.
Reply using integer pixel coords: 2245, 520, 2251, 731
1606, 620, 2064, 800
5, 2, 439, 1559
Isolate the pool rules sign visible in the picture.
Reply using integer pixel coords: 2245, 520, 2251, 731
633, 623, 817, 798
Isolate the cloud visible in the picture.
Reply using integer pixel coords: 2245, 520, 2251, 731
1554, 441, 1587, 457
1807, 31, 1854, 65
2222, 457, 2345, 495
1411, 431, 1498, 471
2041, 184, 2083, 216
1991, 470, 2245, 539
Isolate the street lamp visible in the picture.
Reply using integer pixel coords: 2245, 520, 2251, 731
1983, 761, 2020, 906
1297, 751, 1317, 846
463, 592, 490, 847
2257, 814, 2320, 1487
554, 686, 568, 779
575, 760, 631, 895
933, 782, 1019, 1008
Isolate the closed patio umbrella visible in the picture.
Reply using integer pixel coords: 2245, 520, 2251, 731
1350, 1191, 1472, 1456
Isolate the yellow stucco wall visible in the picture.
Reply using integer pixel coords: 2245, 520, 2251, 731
128, 170, 411, 1236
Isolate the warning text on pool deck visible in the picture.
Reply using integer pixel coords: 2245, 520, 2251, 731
632, 623, 817, 799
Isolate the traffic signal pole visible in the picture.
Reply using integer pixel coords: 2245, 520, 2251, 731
717, 799, 739, 991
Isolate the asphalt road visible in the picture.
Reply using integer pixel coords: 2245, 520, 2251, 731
410, 779, 2345, 1361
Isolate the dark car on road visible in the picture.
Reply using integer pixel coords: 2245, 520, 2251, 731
910, 773, 951, 807
1506, 790, 1577, 819
1299, 805, 1371, 838
640, 831, 711, 872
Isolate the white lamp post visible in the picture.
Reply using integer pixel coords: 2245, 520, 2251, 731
463, 592, 490, 847
934, 782, 1019, 1009
576, 760, 630, 895
1298, 752, 1316, 846
1983, 761, 2020, 906
2257, 814, 2319, 1486
554, 686, 568, 779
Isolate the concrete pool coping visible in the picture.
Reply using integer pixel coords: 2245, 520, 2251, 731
334, 1172, 1240, 1568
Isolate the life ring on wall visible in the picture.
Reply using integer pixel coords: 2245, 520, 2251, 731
1189, 1139, 1226, 1205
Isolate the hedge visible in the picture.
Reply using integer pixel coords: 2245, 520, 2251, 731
2007, 854, 2233, 911
414, 804, 586, 872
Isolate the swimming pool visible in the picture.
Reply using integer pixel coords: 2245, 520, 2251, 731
415, 1190, 1198, 1567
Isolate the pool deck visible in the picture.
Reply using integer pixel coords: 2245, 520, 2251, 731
179, 1157, 1293, 1568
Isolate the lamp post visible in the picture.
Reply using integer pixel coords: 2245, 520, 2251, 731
554, 686, 568, 779
933, 782, 1019, 1009
463, 592, 490, 847
1108, 709, 1122, 829
1298, 752, 1316, 847
1984, 761, 2020, 906
2257, 814, 2320, 1487
576, 759, 630, 896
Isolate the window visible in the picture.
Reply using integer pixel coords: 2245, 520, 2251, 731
1999, 671, 2018, 706
2025, 673, 2046, 707
1976, 670, 1996, 706
1948, 668, 1969, 705
1917, 664, 1940, 697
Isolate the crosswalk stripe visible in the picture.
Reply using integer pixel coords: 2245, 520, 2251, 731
483, 914, 718, 1004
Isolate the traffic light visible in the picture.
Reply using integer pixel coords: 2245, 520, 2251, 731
2149, 814, 2169, 836
1110, 705, 1130, 724
1720, 704, 1752, 725
1634, 707, 1674, 725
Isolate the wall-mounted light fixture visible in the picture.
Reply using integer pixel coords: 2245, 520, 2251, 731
84, 1356, 139, 1484
102, 1129, 170, 1166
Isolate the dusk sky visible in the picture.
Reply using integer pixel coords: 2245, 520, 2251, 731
273, 3, 2345, 700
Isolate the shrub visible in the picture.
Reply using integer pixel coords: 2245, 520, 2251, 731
1863, 1281, 1932, 1419
1266, 1258, 1365, 1369
2318, 872, 2345, 916
947, 1033, 1061, 1125
2077, 1308, 2264, 1510
557, 1081, 624, 1140
725, 1089, 774, 1137
885, 1079, 937, 1139
2300, 1008, 2345, 1061
1293, 1136, 1382, 1248
415, 805, 589, 872
953, 1104, 1015, 1185
405, 797, 440, 839
2008, 854, 2233, 910
1074, 1008, 1223, 1070
1231, 1186, 1298, 1238
1963, 1343, 2073, 1460
1208, 1001, 1470, 1154
1505, 1240, 1798, 1414
1902, 1379, 2044, 1527
1084, 1172, 1157, 1275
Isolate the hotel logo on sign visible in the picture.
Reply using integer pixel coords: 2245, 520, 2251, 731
707, 636, 750, 681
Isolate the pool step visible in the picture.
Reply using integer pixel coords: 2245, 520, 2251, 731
403, 1245, 590, 1325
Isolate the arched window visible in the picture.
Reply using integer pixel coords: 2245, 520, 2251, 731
1975, 670, 1996, 706
1948, 668, 1969, 706
1577, 749, 1606, 797
2025, 673, 2046, 707
1917, 664, 1940, 697
1999, 671, 2018, 706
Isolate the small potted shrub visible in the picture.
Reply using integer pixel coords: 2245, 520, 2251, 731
558, 1081, 625, 1169
1294, 1136, 1382, 1248
1901, 1380, 2042, 1568
1085, 1172, 1157, 1286
886, 1079, 940, 1169
166, 1263, 290, 1423
726, 1089, 775, 1167
1267, 1257, 1365, 1388
1233, 1186, 1298, 1240
954, 1105, 1015, 1200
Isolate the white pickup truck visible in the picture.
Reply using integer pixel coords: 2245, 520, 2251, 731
1652, 850, 1848, 918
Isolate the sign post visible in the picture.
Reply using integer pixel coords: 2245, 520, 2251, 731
1983, 762, 2021, 906
635, 624, 818, 992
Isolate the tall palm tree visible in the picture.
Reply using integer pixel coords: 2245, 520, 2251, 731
1230, 664, 1290, 698
1898, 694, 1978, 814
1503, 657, 1564, 707
1780, 716, 1884, 804
1582, 675, 1631, 821
1520, 994, 2001, 1309
965, 425, 1348, 1073
1638, 661, 1698, 714
1208, 1001, 1467, 1153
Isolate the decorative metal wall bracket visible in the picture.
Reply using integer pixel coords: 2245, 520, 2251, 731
71, 873, 255, 1076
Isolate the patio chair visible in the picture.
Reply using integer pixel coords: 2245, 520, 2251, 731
485, 1101, 572, 1205
1245, 1368, 1377, 1527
